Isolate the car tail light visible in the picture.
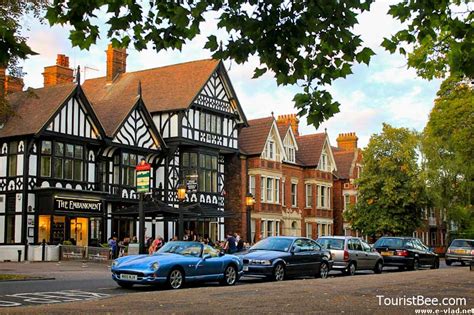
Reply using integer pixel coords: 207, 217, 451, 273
343, 250, 349, 261
395, 250, 409, 257
471, 250, 474, 255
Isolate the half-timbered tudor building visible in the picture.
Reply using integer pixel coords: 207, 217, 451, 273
227, 114, 337, 242
0, 53, 165, 260
83, 46, 248, 243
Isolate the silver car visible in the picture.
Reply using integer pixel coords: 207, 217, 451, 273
316, 236, 383, 275
445, 239, 474, 266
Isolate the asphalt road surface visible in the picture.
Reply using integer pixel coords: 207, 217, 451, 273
0, 263, 474, 313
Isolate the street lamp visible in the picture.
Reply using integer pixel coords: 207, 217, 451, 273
245, 193, 255, 244
177, 183, 187, 240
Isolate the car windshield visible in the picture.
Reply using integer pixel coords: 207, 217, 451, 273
250, 238, 293, 252
374, 238, 407, 248
157, 242, 202, 257
450, 240, 474, 248
317, 238, 345, 250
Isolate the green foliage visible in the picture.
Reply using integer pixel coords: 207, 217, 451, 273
383, 0, 473, 79
422, 76, 474, 232
344, 124, 427, 236
44, 0, 375, 128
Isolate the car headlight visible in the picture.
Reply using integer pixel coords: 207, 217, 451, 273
112, 260, 119, 268
250, 259, 272, 265
151, 262, 159, 271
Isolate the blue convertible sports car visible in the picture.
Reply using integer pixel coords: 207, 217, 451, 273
111, 241, 243, 289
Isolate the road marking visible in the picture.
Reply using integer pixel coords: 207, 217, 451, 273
1, 290, 110, 307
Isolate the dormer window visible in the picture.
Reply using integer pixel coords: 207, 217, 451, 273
283, 131, 296, 163
267, 140, 274, 160
262, 133, 281, 161
320, 152, 327, 171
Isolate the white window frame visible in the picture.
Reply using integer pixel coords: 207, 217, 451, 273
281, 180, 285, 206
291, 183, 297, 207
306, 222, 312, 239
266, 177, 273, 202
344, 194, 350, 211
305, 184, 313, 208
275, 179, 280, 204
260, 177, 265, 202
249, 175, 256, 197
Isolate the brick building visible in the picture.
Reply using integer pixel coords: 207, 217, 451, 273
226, 114, 337, 243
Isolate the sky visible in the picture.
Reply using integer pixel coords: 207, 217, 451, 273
19, 1, 442, 148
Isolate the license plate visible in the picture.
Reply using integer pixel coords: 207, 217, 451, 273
381, 251, 393, 256
120, 273, 137, 281
243, 266, 249, 272
454, 249, 466, 254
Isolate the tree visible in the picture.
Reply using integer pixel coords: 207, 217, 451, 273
422, 76, 474, 235
344, 124, 427, 236
383, 0, 473, 80
0, 0, 47, 120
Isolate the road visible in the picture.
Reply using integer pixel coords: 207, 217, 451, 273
0, 259, 457, 310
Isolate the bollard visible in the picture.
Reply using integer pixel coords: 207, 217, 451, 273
42, 239, 46, 261
470, 260, 473, 271
17, 250, 22, 262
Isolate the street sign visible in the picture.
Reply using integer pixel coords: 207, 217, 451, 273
136, 161, 151, 193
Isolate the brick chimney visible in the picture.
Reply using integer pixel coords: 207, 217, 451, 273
336, 132, 358, 151
106, 44, 127, 83
0, 67, 24, 96
42, 54, 74, 86
277, 114, 299, 136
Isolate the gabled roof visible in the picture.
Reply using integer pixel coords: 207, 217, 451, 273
239, 117, 274, 155
332, 147, 357, 179
277, 123, 290, 139
295, 133, 326, 166
0, 83, 76, 138
82, 59, 222, 136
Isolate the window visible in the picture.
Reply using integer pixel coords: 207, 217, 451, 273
261, 219, 280, 237
344, 194, 350, 211
41, 141, 84, 181
260, 177, 265, 202
318, 186, 331, 209
192, 153, 218, 193
40, 141, 52, 177
306, 223, 313, 239
267, 221, 273, 238
199, 112, 222, 134
291, 183, 297, 207
281, 180, 285, 206
266, 177, 273, 202
122, 153, 137, 186
5, 195, 15, 244
286, 146, 295, 163
275, 179, 280, 203
320, 153, 327, 171
267, 141, 274, 160
249, 175, 256, 197
7, 141, 18, 176
305, 184, 313, 207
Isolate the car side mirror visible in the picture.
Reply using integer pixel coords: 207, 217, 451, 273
292, 246, 301, 254
202, 254, 212, 260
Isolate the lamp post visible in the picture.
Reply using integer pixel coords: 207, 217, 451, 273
176, 184, 187, 240
245, 193, 255, 244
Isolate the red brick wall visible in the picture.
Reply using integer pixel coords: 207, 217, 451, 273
224, 154, 247, 239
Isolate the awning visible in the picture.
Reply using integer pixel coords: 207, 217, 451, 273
113, 200, 235, 219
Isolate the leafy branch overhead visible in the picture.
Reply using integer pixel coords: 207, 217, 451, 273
45, 0, 375, 128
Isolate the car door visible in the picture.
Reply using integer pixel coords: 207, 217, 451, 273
416, 239, 434, 266
298, 239, 320, 275
348, 238, 365, 269
360, 240, 378, 269
196, 245, 225, 280
286, 239, 308, 276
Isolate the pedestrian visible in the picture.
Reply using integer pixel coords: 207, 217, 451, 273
108, 236, 117, 259
224, 232, 237, 254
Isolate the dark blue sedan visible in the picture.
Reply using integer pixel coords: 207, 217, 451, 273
111, 241, 243, 289
240, 236, 332, 281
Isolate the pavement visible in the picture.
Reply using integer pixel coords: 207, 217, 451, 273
0, 260, 472, 314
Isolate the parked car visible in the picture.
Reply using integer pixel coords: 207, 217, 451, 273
373, 237, 439, 270
316, 236, 384, 275
445, 239, 474, 266
111, 241, 243, 289
240, 236, 332, 281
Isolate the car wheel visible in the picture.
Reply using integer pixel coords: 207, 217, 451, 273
445, 259, 452, 266
409, 259, 419, 271
398, 266, 406, 271
117, 281, 133, 289
461, 261, 466, 266
431, 258, 439, 269
273, 263, 285, 281
345, 262, 356, 276
374, 260, 383, 274
221, 265, 237, 286
318, 261, 329, 279
167, 268, 184, 289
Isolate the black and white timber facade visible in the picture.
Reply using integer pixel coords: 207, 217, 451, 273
0, 52, 247, 260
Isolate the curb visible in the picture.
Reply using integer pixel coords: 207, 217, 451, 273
0, 277, 55, 282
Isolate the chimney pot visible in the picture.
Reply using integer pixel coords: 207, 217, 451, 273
336, 132, 358, 151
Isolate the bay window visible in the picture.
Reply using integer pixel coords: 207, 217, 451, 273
249, 175, 256, 197
260, 176, 281, 204
182, 152, 218, 193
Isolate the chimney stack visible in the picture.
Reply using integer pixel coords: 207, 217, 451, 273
106, 44, 127, 83
0, 67, 24, 96
336, 132, 358, 151
42, 54, 74, 86
277, 114, 299, 136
